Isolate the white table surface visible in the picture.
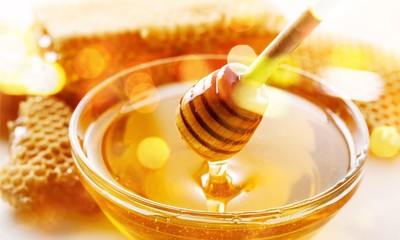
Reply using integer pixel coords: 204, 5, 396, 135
1, 0, 400, 239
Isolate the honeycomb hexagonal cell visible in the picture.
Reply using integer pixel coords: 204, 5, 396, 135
0, 96, 97, 213
292, 37, 400, 133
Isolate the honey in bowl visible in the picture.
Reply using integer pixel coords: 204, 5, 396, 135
86, 82, 349, 213
70, 55, 368, 240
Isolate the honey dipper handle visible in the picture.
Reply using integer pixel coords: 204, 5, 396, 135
263, 10, 321, 58
243, 0, 342, 85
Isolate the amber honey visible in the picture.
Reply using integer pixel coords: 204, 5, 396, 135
70, 56, 368, 240
84, 82, 349, 214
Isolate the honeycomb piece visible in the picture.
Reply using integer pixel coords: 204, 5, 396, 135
33, 0, 285, 106
292, 36, 400, 132
0, 96, 97, 213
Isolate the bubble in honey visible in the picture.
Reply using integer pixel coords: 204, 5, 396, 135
73, 46, 109, 79
177, 55, 210, 82
228, 1, 256, 32
370, 126, 400, 158
227, 45, 257, 67
137, 137, 170, 169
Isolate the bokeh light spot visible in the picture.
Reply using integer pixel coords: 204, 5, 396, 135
330, 46, 368, 69
73, 46, 109, 79
21, 57, 66, 95
319, 67, 384, 101
177, 55, 210, 82
227, 45, 257, 66
131, 83, 159, 113
0, 54, 66, 95
124, 72, 159, 113
0, 28, 52, 95
229, 1, 256, 32
137, 137, 170, 170
0, 34, 27, 74
269, 57, 301, 87
125, 71, 153, 88
38, 35, 52, 49
370, 126, 400, 158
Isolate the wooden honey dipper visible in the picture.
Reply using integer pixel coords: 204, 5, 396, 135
176, 0, 342, 162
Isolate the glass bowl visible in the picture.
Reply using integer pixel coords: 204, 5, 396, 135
69, 55, 369, 240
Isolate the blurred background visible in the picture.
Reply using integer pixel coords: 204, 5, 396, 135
0, 0, 399, 239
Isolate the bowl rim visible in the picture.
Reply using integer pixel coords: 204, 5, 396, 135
69, 54, 369, 221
